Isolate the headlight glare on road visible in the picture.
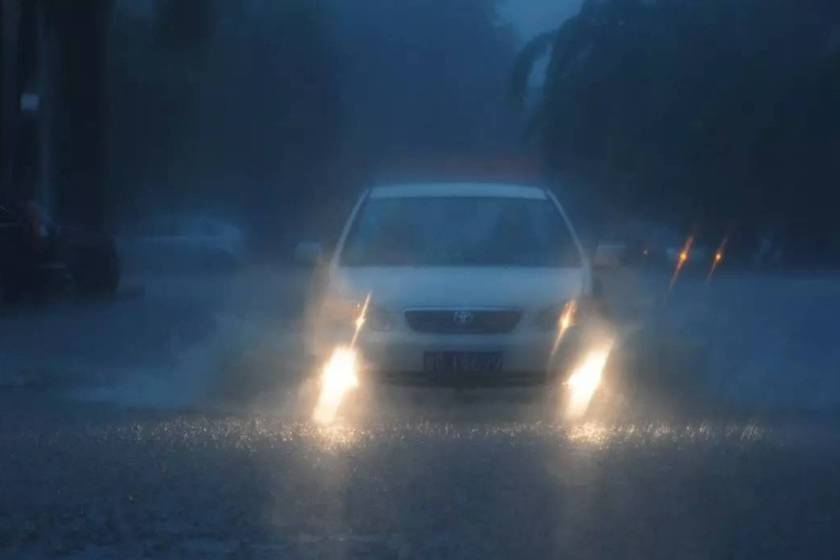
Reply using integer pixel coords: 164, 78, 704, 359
312, 346, 360, 426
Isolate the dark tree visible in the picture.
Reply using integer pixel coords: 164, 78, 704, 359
332, 0, 518, 166
511, 0, 840, 263
108, 0, 342, 249
45, 0, 113, 229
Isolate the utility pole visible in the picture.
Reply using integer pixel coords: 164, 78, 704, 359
0, 0, 42, 205
44, 0, 112, 229
0, 0, 112, 230
0, 0, 22, 202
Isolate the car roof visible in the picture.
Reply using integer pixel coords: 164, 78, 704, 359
368, 182, 548, 200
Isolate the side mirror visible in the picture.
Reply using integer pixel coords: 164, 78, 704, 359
592, 243, 625, 269
295, 241, 324, 266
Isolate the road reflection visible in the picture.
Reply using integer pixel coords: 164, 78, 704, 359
566, 421, 768, 448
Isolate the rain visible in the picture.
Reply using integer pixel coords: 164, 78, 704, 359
2, 1, 840, 558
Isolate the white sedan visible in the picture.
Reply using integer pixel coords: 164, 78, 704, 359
303, 182, 599, 386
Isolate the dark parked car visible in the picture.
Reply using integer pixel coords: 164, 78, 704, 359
0, 201, 119, 303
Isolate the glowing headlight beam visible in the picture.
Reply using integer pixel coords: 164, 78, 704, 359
668, 235, 694, 291
564, 342, 613, 420
706, 237, 728, 282
312, 293, 371, 426
550, 299, 578, 357
350, 292, 372, 348
312, 346, 360, 426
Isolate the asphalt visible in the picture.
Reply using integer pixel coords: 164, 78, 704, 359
2, 265, 839, 559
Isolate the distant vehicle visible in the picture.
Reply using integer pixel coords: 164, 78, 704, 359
300, 182, 600, 386
118, 216, 246, 272
0, 201, 120, 303
665, 244, 712, 268
602, 221, 723, 271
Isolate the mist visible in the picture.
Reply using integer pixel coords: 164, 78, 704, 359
105, 0, 528, 252
4, 1, 840, 558
500, 0, 584, 38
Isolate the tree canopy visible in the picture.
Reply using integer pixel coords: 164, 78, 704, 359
513, 0, 840, 262
108, 0, 518, 247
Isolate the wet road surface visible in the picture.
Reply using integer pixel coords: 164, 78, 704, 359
2, 266, 840, 559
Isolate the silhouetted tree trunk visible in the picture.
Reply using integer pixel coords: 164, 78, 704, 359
44, 0, 112, 229
0, 0, 22, 201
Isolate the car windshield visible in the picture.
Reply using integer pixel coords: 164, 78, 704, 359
341, 197, 580, 267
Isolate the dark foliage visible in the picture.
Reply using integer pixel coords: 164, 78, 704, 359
46, 0, 113, 229
513, 0, 840, 263
330, 0, 517, 163
108, 0, 517, 250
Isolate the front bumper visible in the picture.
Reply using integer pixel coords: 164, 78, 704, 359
310, 326, 584, 387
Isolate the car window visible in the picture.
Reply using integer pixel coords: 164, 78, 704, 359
341, 197, 581, 267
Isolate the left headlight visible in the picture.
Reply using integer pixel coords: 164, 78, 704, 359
366, 305, 396, 332
534, 301, 577, 331
321, 297, 366, 325
321, 297, 396, 332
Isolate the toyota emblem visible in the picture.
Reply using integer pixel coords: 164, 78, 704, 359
452, 311, 475, 326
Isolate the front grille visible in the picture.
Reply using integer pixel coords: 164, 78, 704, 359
404, 309, 521, 334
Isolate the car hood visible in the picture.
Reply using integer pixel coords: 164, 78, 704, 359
329, 266, 587, 309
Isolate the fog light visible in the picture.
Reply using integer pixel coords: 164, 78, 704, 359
564, 342, 612, 419
312, 346, 360, 425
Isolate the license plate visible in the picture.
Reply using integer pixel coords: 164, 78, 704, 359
423, 352, 503, 374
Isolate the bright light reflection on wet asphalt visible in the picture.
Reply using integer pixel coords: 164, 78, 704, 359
51, 416, 772, 451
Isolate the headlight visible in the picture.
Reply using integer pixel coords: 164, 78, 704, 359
312, 345, 360, 425
534, 300, 578, 331
366, 306, 396, 332
321, 298, 366, 325
321, 297, 396, 332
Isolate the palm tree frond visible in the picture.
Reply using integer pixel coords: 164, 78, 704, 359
507, 31, 557, 112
